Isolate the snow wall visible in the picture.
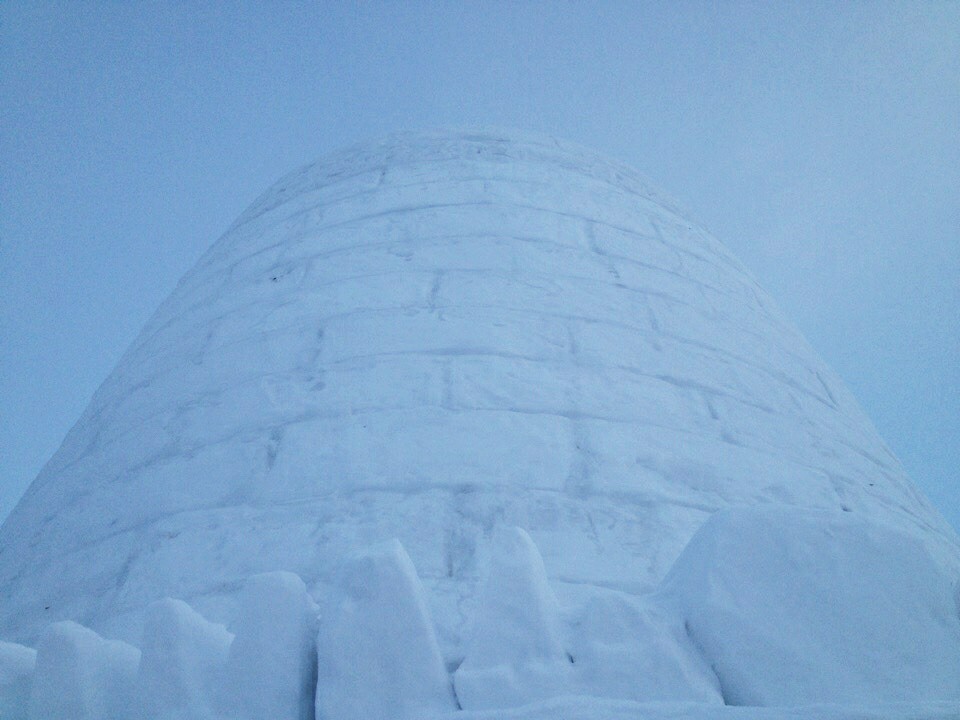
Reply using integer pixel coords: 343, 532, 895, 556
0, 130, 958, 712
4, 523, 960, 717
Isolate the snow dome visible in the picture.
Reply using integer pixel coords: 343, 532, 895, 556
1, 131, 958, 716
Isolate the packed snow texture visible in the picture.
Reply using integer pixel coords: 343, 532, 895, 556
136, 598, 232, 720
224, 572, 317, 720
0, 641, 35, 720
565, 590, 722, 704
454, 526, 571, 710
1, 130, 959, 716
315, 540, 456, 720
29, 621, 139, 720
659, 507, 960, 705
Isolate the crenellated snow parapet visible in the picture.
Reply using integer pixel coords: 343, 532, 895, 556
4, 514, 960, 718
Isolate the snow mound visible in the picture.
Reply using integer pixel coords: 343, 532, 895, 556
225, 571, 318, 720
29, 620, 139, 720
454, 526, 570, 710
137, 598, 232, 720
0, 641, 35, 720
316, 539, 456, 720
660, 506, 960, 705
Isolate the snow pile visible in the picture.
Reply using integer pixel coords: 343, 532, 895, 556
660, 506, 960, 705
454, 527, 571, 710
29, 621, 139, 720
136, 598, 232, 720
315, 540, 456, 720
225, 571, 318, 720
0, 641, 35, 720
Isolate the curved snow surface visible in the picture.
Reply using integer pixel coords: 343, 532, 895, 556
1, 130, 958, 711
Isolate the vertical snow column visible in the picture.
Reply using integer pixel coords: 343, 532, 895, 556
29, 621, 140, 720
225, 571, 318, 720
137, 598, 233, 720
0, 641, 35, 720
315, 540, 456, 720
454, 527, 571, 710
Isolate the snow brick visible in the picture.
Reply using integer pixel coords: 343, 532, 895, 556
315, 539, 455, 720
454, 526, 571, 710
29, 620, 139, 720
137, 598, 233, 720
225, 571, 318, 720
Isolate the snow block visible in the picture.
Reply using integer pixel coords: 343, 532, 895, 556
569, 591, 722, 704
315, 539, 455, 720
660, 507, 960, 705
137, 598, 233, 720
225, 571, 318, 720
454, 526, 571, 710
29, 620, 140, 720
0, 640, 35, 720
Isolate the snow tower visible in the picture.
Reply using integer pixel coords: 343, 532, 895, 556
2, 131, 958, 711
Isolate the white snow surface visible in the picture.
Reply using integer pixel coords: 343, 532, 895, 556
224, 571, 317, 720
454, 526, 571, 710
423, 697, 960, 720
1, 130, 959, 715
28, 621, 139, 720
565, 589, 722, 705
0, 641, 35, 720
315, 539, 456, 720
136, 598, 232, 720
658, 506, 960, 705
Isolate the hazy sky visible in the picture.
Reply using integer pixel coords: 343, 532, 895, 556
1, 1, 957, 529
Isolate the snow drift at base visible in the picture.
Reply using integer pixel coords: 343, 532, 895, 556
3, 506, 960, 719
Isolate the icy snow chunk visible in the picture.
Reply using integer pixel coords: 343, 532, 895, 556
137, 598, 233, 720
454, 526, 571, 711
29, 620, 140, 720
225, 571, 318, 720
315, 539, 455, 720
569, 591, 722, 704
660, 507, 960, 705
0, 640, 35, 720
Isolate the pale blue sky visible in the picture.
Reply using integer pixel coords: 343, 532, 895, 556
1, 1, 958, 529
